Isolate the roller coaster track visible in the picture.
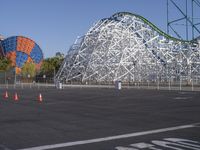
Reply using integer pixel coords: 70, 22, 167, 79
56, 12, 200, 84
117, 12, 191, 43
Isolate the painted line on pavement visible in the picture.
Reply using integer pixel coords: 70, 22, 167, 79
19, 123, 199, 150
173, 97, 192, 100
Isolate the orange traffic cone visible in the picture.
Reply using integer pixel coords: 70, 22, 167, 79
38, 93, 43, 103
14, 92, 19, 101
4, 91, 8, 99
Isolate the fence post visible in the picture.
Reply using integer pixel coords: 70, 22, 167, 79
180, 76, 182, 91
157, 78, 160, 90
192, 78, 194, 91
168, 77, 171, 90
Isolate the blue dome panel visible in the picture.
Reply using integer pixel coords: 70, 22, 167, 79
30, 44, 43, 64
16, 51, 28, 68
1, 36, 17, 53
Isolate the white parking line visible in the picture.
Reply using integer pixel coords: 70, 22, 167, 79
19, 123, 199, 150
174, 97, 192, 100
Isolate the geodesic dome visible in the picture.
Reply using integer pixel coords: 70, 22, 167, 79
0, 36, 43, 74
56, 12, 200, 84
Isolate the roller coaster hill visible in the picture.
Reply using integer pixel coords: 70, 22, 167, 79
55, 12, 200, 87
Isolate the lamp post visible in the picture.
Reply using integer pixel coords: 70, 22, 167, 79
53, 67, 56, 83
28, 74, 31, 88
14, 69, 16, 89
5, 71, 7, 88
43, 74, 46, 88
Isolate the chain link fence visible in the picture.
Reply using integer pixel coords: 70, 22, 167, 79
1, 70, 200, 91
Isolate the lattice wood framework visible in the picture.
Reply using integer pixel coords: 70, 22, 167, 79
55, 12, 200, 84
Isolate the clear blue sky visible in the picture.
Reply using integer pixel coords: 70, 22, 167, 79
0, 0, 196, 58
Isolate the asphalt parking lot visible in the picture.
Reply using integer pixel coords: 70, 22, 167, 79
0, 87, 200, 150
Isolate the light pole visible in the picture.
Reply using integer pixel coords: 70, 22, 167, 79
5, 71, 7, 88
43, 74, 46, 88
53, 67, 56, 83
14, 69, 16, 89
28, 74, 31, 88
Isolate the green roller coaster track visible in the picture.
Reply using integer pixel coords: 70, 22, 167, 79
112, 12, 194, 44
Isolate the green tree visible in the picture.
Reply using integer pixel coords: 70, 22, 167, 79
55, 52, 64, 58
0, 57, 12, 71
40, 56, 64, 76
21, 62, 36, 78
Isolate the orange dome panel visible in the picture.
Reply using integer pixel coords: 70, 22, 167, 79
6, 51, 16, 66
27, 56, 33, 63
17, 36, 35, 55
